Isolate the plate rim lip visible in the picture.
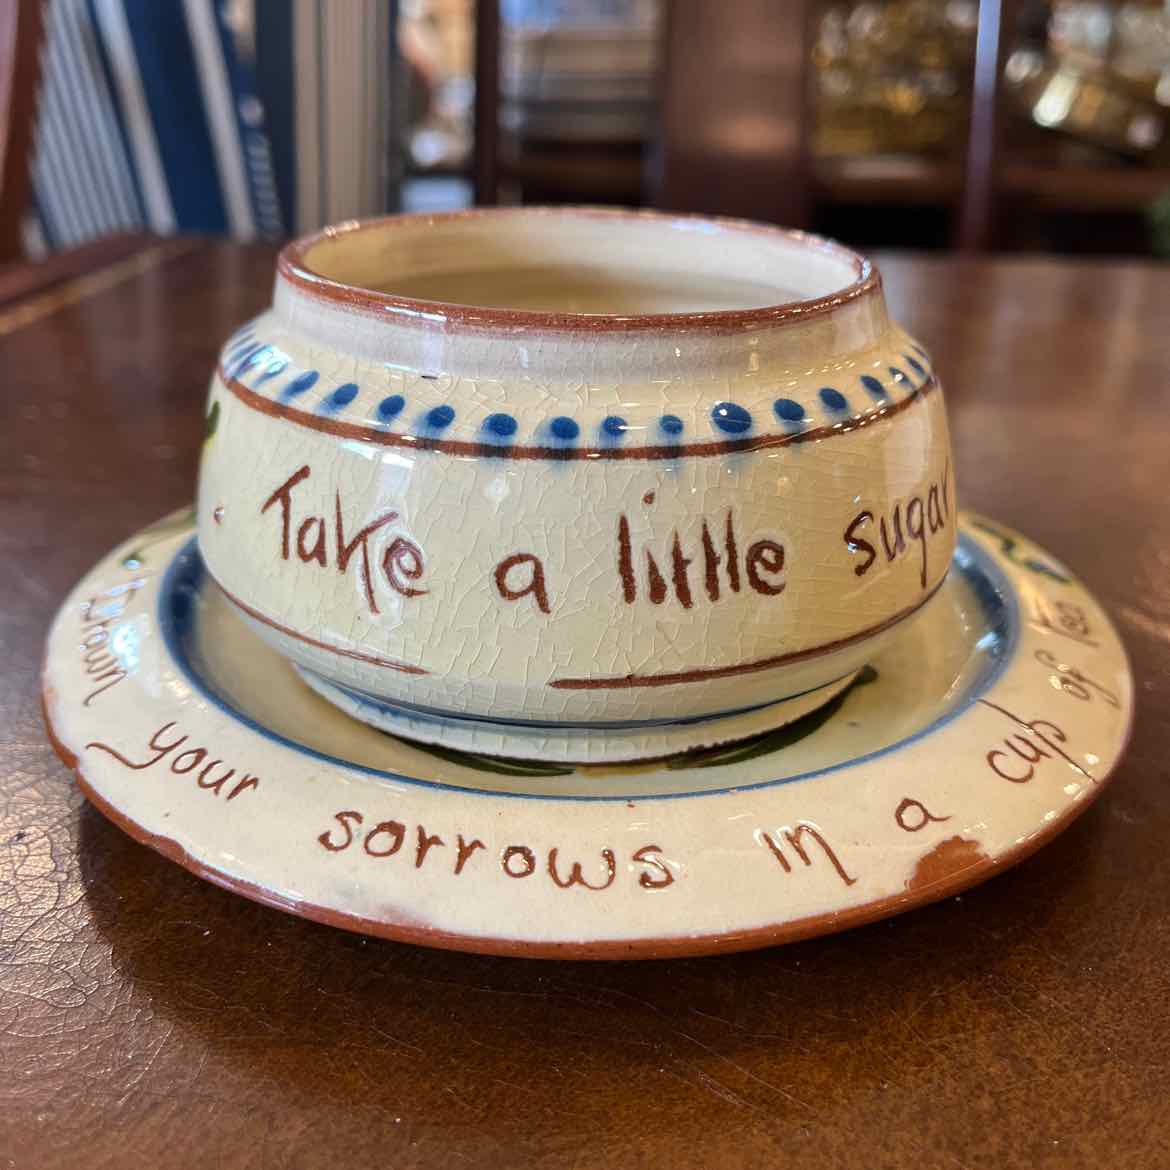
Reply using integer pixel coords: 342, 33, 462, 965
42, 685, 1132, 960
156, 528, 1019, 802
40, 511, 1137, 960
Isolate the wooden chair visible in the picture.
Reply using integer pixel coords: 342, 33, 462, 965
651, 0, 812, 228
0, 0, 43, 263
474, 0, 810, 220
652, 0, 1029, 250
473, 0, 1033, 251
474, 0, 649, 207
473, 0, 499, 205
476, 0, 812, 219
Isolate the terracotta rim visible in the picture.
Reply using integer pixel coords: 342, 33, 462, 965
276, 207, 881, 336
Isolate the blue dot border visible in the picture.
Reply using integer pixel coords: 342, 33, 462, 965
222, 330, 936, 456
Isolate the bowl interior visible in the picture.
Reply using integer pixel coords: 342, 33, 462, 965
286, 210, 869, 318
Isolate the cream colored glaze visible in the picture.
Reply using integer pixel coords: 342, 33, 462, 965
194, 537, 983, 786
196, 209, 955, 756
42, 512, 1135, 957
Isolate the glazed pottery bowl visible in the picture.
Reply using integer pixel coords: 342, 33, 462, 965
196, 208, 955, 761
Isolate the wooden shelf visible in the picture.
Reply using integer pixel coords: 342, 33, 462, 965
812, 152, 1170, 215
499, 149, 644, 199
477, 0, 1170, 249
1000, 162, 1170, 211
813, 156, 965, 205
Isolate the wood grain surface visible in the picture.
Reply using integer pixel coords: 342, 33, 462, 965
2, 239, 1168, 1170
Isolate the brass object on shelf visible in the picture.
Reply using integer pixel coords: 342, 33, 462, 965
1005, 2, 1170, 161
1006, 54, 1165, 158
812, 0, 978, 158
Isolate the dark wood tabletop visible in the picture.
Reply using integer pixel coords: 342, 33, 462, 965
2, 237, 1168, 1170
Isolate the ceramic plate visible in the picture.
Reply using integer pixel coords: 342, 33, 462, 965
43, 510, 1133, 959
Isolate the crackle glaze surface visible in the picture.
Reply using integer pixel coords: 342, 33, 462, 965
42, 511, 1133, 958
195, 210, 955, 747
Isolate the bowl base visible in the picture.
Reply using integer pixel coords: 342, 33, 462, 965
293, 667, 861, 765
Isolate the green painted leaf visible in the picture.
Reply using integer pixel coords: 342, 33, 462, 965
120, 506, 197, 567
669, 666, 880, 770
971, 520, 1071, 584
393, 735, 577, 778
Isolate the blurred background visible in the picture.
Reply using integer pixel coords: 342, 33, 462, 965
5, 0, 1170, 263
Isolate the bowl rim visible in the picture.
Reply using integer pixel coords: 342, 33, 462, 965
276, 206, 881, 336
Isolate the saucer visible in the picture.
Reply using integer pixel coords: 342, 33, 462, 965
43, 509, 1134, 959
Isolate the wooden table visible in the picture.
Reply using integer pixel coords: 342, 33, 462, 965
2, 239, 1168, 1170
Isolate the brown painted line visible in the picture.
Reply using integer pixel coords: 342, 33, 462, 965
977, 697, 1097, 784
212, 575, 427, 676
219, 365, 937, 462
0, 238, 200, 338
550, 575, 948, 690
